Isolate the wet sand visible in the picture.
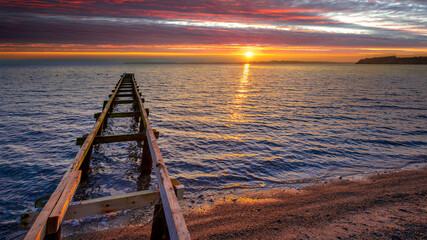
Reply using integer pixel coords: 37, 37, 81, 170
67, 168, 426, 239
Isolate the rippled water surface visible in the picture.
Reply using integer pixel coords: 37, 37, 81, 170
0, 63, 426, 238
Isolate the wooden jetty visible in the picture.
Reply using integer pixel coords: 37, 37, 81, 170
21, 73, 191, 240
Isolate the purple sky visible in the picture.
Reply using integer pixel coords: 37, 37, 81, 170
1, 0, 426, 61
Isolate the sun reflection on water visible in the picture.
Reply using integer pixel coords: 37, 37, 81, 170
230, 64, 250, 122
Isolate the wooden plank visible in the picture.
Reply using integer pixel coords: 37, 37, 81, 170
76, 133, 145, 145
131, 74, 191, 240
110, 95, 144, 103
21, 186, 185, 227
47, 171, 81, 234
114, 99, 137, 104
174, 185, 185, 200
64, 189, 160, 220
23, 185, 65, 239
104, 100, 137, 105
109, 93, 136, 97
94, 111, 141, 119
25, 74, 127, 240
114, 89, 133, 92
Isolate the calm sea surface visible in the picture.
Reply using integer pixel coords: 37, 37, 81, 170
0, 63, 426, 238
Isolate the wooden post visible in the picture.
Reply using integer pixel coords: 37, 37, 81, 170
44, 225, 61, 240
141, 137, 152, 173
137, 171, 151, 191
134, 115, 140, 125
139, 115, 145, 133
150, 183, 183, 240
151, 203, 169, 240
80, 145, 92, 179
79, 133, 93, 180
102, 118, 108, 130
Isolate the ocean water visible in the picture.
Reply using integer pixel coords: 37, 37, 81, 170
0, 63, 426, 238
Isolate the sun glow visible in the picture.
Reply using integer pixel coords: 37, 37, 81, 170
245, 52, 253, 58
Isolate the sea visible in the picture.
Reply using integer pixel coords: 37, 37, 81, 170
0, 62, 426, 238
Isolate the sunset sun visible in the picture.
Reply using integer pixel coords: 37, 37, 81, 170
245, 52, 253, 58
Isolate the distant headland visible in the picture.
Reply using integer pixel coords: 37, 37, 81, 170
356, 56, 427, 64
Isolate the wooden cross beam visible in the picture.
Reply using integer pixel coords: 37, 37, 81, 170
94, 111, 141, 119
76, 133, 146, 146
21, 185, 185, 229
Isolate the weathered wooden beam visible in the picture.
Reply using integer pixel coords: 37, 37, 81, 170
174, 185, 185, 200
23, 185, 64, 239
21, 185, 185, 228
131, 74, 191, 240
114, 99, 137, 104
115, 86, 139, 92
109, 93, 136, 97
65, 189, 160, 220
24, 74, 126, 240
113, 95, 144, 103
76, 133, 145, 145
95, 108, 148, 120
94, 111, 141, 119
114, 89, 133, 92
46, 171, 81, 234
104, 99, 137, 105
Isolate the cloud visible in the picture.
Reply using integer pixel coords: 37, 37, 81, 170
0, 0, 426, 53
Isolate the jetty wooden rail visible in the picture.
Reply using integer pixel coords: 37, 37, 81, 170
22, 73, 191, 240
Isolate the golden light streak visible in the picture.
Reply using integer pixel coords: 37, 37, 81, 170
1, 44, 426, 62
229, 63, 250, 122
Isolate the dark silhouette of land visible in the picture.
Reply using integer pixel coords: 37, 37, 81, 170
356, 56, 427, 64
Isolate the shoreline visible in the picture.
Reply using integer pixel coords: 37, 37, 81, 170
64, 166, 427, 239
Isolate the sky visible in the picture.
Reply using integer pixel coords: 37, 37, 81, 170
1, 0, 427, 62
